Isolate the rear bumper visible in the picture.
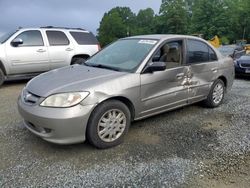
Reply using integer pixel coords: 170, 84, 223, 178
18, 97, 95, 144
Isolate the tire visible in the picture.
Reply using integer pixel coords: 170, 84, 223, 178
71, 57, 87, 65
203, 79, 225, 108
87, 100, 131, 149
0, 68, 5, 87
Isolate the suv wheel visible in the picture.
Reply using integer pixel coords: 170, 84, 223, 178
0, 68, 5, 86
87, 100, 131, 149
204, 79, 225, 108
71, 57, 87, 65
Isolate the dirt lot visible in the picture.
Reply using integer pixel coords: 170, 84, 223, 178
0, 78, 250, 187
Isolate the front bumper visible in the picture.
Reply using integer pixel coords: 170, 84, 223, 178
18, 97, 95, 144
235, 63, 250, 75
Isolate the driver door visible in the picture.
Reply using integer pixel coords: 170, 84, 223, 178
139, 39, 189, 118
6, 30, 50, 74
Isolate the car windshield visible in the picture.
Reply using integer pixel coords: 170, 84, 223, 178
85, 39, 158, 72
0, 30, 17, 44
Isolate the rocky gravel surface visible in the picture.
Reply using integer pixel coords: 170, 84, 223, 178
0, 78, 249, 187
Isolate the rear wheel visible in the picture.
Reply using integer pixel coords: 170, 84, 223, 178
87, 100, 131, 149
71, 57, 87, 65
0, 68, 5, 87
204, 79, 225, 108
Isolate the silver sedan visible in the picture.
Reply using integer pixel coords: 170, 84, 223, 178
18, 35, 234, 148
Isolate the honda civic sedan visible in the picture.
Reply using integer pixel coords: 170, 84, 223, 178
18, 35, 234, 149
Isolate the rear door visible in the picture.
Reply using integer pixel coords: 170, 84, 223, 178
139, 39, 189, 118
185, 39, 220, 103
45, 30, 74, 70
6, 30, 49, 74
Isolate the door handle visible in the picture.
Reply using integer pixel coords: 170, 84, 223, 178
211, 68, 218, 73
65, 48, 73, 51
37, 49, 46, 53
176, 73, 185, 80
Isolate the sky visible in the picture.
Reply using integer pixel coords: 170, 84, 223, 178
0, 0, 161, 36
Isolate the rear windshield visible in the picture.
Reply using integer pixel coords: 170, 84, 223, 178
70, 31, 98, 45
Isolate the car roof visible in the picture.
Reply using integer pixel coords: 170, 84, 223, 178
18, 27, 90, 33
126, 34, 205, 41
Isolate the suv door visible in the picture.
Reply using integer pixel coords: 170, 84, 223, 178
6, 30, 49, 74
185, 39, 220, 103
139, 40, 189, 118
45, 30, 74, 69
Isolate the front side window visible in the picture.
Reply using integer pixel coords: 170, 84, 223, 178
46, 31, 69, 46
85, 39, 158, 72
13, 30, 44, 46
153, 40, 183, 69
187, 40, 209, 64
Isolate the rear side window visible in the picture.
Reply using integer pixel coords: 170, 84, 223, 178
13, 30, 44, 46
46, 31, 69, 46
70, 32, 98, 45
209, 48, 218, 61
187, 40, 209, 64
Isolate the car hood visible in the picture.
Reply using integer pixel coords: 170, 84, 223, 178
26, 65, 127, 97
238, 59, 250, 64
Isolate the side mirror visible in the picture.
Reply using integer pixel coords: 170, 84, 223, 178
143, 61, 166, 73
11, 38, 23, 47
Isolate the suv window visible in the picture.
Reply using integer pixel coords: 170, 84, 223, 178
13, 30, 44, 47
70, 32, 98, 45
46, 31, 69, 46
187, 39, 209, 64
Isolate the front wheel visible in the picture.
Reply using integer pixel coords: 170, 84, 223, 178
204, 79, 225, 108
87, 100, 131, 149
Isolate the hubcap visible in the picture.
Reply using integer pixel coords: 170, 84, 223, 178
212, 83, 224, 104
97, 109, 126, 142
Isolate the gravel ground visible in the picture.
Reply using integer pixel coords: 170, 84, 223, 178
0, 78, 249, 187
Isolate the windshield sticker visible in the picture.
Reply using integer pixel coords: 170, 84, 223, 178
138, 40, 157, 45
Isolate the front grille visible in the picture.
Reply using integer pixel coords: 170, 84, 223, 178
22, 89, 40, 105
240, 63, 250, 68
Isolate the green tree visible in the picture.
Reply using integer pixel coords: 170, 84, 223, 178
134, 8, 156, 35
225, 0, 250, 42
97, 0, 250, 45
190, 0, 230, 40
157, 0, 189, 34
98, 7, 135, 46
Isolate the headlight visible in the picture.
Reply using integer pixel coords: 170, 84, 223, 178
40, 92, 89, 107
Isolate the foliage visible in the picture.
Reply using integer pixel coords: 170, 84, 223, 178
157, 0, 189, 34
97, 0, 250, 46
225, 0, 250, 42
97, 7, 135, 46
134, 8, 155, 35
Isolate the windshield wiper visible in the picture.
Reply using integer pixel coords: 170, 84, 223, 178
83, 62, 121, 72
82, 62, 92, 67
